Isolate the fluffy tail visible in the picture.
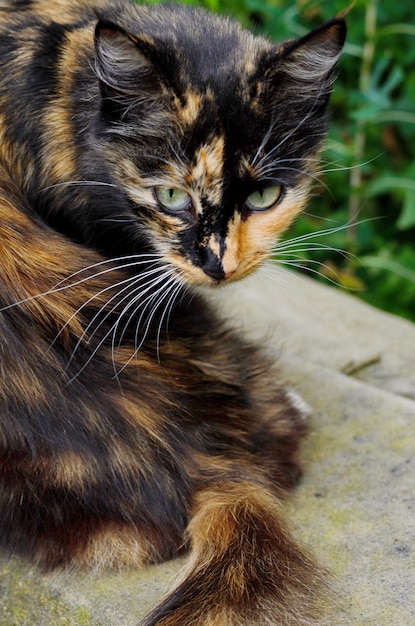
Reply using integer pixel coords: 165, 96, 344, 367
140, 481, 325, 626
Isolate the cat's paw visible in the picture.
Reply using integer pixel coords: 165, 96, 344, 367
285, 388, 312, 423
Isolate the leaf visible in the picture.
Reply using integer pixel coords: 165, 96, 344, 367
378, 24, 415, 38
365, 177, 415, 197
370, 111, 415, 125
397, 191, 415, 230
361, 256, 415, 284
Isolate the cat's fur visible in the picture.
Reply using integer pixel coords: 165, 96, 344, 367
0, 1, 345, 624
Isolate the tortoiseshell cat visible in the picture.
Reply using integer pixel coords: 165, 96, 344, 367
0, 1, 345, 624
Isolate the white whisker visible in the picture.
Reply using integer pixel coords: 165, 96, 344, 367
133, 274, 179, 353
260, 264, 328, 321
319, 154, 381, 174
274, 258, 359, 290
0, 253, 163, 312
272, 219, 368, 251
64, 265, 173, 364
114, 268, 178, 349
155, 277, 184, 362
49, 262, 165, 351
109, 268, 179, 377
38, 180, 118, 193
251, 115, 276, 167
258, 166, 329, 193
65, 268, 181, 384
114, 273, 182, 376
250, 83, 337, 185
275, 245, 359, 264
98, 218, 137, 223
52, 273, 138, 354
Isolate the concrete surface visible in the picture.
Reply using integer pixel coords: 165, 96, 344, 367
1, 267, 414, 625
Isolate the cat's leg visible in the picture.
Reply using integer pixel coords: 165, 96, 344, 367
0, 460, 188, 570
140, 479, 323, 626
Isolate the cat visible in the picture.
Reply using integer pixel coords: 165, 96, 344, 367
0, 1, 346, 624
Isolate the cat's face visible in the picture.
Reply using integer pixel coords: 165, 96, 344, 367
93, 5, 345, 287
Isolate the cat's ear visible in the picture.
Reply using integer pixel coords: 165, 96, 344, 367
94, 18, 164, 112
269, 19, 346, 104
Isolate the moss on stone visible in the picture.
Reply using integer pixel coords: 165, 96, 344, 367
0, 560, 102, 626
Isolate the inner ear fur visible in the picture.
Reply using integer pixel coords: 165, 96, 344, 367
94, 18, 163, 99
277, 19, 346, 99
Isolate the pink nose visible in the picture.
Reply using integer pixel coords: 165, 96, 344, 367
224, 267, 237, 280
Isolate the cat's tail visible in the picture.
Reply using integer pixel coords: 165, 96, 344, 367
140, 481, 325, 626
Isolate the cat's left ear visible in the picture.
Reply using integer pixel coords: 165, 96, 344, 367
269, 18, 346, 104
94, 17, 165, 116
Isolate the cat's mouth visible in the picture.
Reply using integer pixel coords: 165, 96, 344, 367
165, 251, 258, 288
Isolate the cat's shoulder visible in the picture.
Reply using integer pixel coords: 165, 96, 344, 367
0, 0, 113, 25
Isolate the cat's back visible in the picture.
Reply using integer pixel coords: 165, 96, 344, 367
0, 0, 99, 99
0, 0, 110, 76
0, 0, 108, 192
0, 0, 108, 25
0, 0, 110, 73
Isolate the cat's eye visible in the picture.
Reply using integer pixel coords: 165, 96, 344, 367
245, 185, 283, 212
154, 187, 192, 213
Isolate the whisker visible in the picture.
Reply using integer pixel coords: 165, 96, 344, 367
260, 264, 328, 321
98, 218, 137, 223
114, 273, 182, 376
258, 167, 330, 194
278, 216, 385, 257
274, 258, 364, 292
52, 254, 163, 292
51, 273, 139, 354
254, 95, 321, 170
114, 268, 178, 349
0, 253, 164, 311
37, 180, 118, 193
302, 211, 346, 222
272, 219, 369, 251
249, 95, 340, 197
65, 269, 180, 384
133, 274, 180, 354
109, 268, 179, 376
251, 114, 276, 167
64, 265, 173, 363
274, 245, 359, 263
155, 277, 184, 362
319, 154, 382, 175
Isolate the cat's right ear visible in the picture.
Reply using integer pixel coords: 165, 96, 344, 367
258, 18, 346, 114
94, 19, 163, 116
273, 18, 346, 104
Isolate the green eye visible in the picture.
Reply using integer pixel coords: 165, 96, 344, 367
154, 187, 192, 212
245, 185, 283, 211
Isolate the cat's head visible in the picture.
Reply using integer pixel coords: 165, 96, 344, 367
93, 4, 346, 287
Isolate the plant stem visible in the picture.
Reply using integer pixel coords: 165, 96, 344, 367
348, 0, 378, 246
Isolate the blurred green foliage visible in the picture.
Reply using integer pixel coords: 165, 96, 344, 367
151, 0, 415, 321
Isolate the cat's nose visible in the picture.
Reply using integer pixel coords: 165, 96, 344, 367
199, 246, 225, 281
202, 260, 225, 281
